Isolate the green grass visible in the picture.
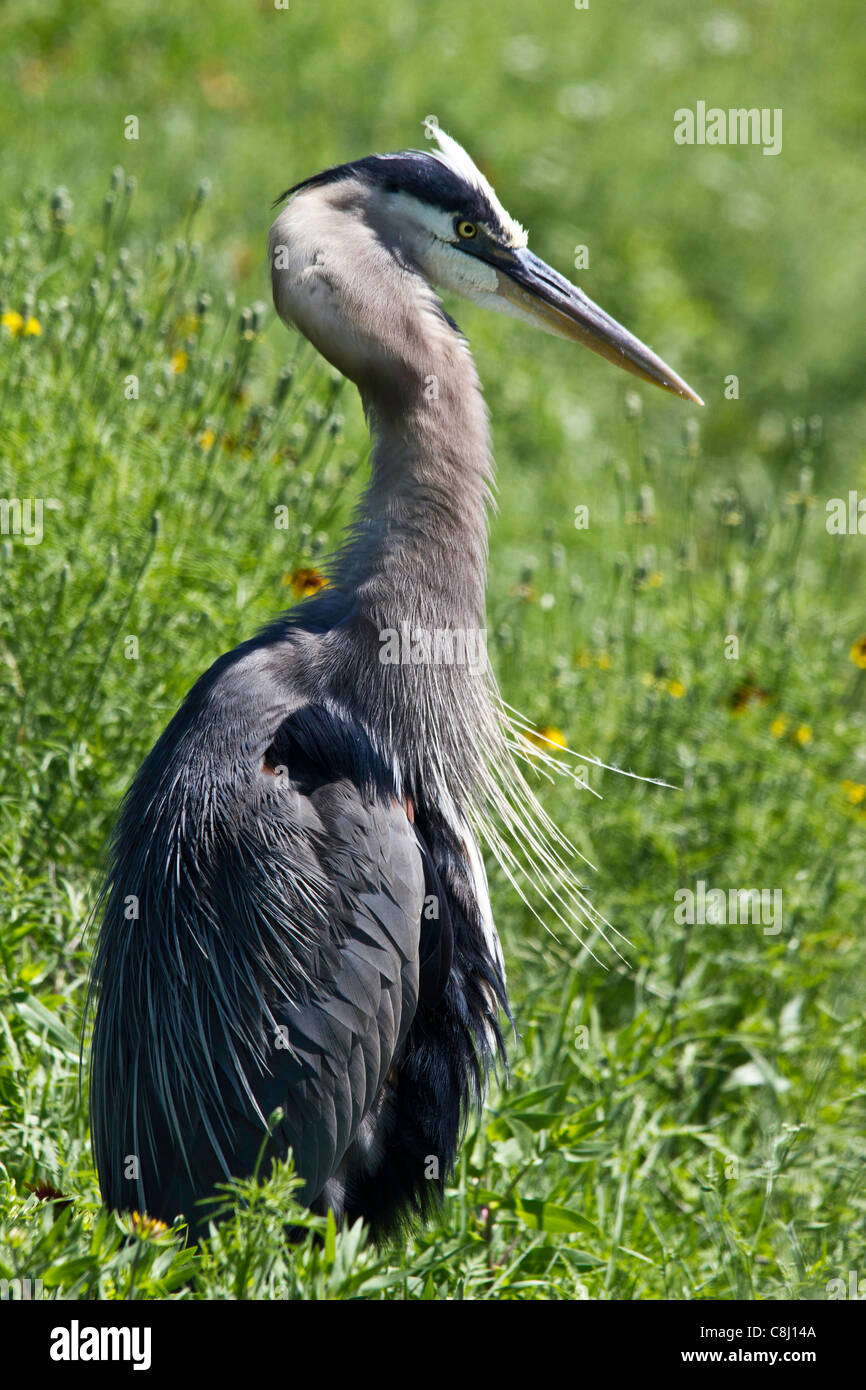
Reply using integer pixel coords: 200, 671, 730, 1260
1, 0, 865, 1299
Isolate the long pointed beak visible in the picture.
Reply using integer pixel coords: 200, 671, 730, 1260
494, 248, 703, 405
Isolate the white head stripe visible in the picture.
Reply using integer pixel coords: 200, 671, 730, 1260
425, 126, 528, 248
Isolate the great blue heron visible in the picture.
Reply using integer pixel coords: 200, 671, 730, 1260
88, 128, 700, 1239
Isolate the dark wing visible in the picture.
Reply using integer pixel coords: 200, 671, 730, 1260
252, 775, 426, 1209
89, 655, 432, 1232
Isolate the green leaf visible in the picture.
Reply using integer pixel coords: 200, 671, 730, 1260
12, 995, 78, 1055
324, 1207, 337, 1264
513, 1196, 600, 1236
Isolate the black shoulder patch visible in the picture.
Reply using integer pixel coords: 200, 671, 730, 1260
265, 703, 396, 801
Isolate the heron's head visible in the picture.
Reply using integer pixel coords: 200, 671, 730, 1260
270, 127, 701, 405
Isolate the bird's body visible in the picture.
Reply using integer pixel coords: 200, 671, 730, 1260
88, 129, 698, 1237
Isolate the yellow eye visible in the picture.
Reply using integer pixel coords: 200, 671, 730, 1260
456, 220, 477, 239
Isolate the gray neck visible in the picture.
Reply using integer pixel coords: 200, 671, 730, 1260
331, 314, 493, 634
321, 313, 498, 808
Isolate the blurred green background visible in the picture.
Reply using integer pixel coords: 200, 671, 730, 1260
0, 0, 864, 1299
4, 0, 866, 422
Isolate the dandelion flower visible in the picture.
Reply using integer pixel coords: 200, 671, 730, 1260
523, 724, 567, 753
770, 715, 789, 739
130, 1211, 169, 1237
1, 310, 25, 336
170, 348, 188, 374
285, 567, 328, 599
537, 724, 566, 747
795, 724, 812, 746
842, 780, 866, 806
849, 636, 866, 669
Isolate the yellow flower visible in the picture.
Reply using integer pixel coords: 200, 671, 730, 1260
23, 317, 41, 336
538, 725, 566, 748
597, 651, 612, 670
642, 671, 678, 694
523, 725, 567, 753
284, 567, 328, 599
795, 724, 812, 746
648, 571, 664, 588
842, 780, 866, 806
198, 427, 216, 449
130, 1211, 168, 1238
850, 636, 866, 669
770, 715, 789, 739
1, 310, 24, 336
170, 348, 188, 374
